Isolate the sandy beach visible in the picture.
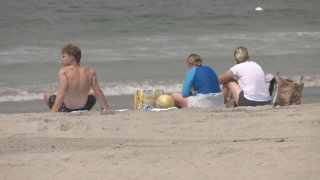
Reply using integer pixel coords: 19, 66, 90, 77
0, 103, 319, 180
1, 0, 320, 179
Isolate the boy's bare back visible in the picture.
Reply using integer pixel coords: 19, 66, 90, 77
60, 65, 95, 109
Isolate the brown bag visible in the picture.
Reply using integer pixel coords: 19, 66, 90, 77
271, 72, 304, 106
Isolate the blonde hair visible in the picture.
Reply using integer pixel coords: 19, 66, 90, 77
234, 46, 249, 63
187, 54, 202, 66
61, 44, 81, 64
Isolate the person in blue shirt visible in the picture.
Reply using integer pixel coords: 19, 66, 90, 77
171, 54, 224, 108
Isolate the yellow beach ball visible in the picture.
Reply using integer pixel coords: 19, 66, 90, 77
156, 94, 175, 108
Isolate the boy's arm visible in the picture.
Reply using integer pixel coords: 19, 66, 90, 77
50, 69, 68, 112
91, 71, 111, 111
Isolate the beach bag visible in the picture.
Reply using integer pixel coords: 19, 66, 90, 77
270, 72, 304, 106
133, 89, 163, 110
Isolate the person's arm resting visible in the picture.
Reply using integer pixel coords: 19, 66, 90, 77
181, 68, 195, 97
92, 72, 110, 111
218, 70, 234, 84
50, 69, 68, 112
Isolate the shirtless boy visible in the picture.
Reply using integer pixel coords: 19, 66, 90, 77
43, 44, 110, 112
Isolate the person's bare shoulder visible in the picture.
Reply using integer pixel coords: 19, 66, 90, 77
81, 66, 96, 75
58, 66, 68, 76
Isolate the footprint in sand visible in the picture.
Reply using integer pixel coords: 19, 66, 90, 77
37, 118, 52, 132
218, 147, 240, 155
60, 121, 74, 131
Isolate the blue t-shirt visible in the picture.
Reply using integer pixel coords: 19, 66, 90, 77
181, 65, 221, 97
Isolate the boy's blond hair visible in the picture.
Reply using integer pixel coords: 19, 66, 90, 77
61, 44, 81, 64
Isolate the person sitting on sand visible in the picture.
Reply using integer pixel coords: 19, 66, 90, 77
43, 44, 111, 112
171, 54, 224, 108
218, 46, 271, 106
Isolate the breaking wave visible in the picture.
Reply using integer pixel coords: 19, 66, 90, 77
0, 74, 319, 103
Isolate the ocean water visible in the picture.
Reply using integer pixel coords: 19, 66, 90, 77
0, 0, 320, 107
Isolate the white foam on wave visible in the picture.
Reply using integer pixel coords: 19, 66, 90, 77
102, 81, 182, 96
0, 76, 319, 103
0, 46, 58, 64
0, 81, 182, 102
0, 47, 53, 57
303, 75, 320, 87
297, 32, 320, 36
0, 91, 42, 102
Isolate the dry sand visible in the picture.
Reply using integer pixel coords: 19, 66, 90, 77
0, 104, 320, 180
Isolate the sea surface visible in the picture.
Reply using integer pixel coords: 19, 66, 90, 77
0, 0, 320, 112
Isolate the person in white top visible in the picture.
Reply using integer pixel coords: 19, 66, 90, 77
218, 47, 271, 106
